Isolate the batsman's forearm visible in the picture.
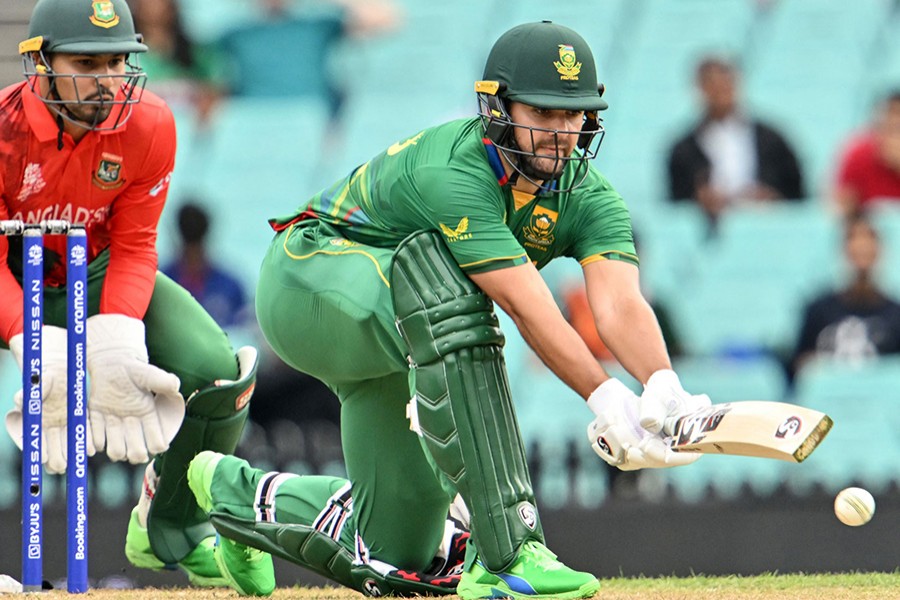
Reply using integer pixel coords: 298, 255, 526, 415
469, 262, 610, 399
507, 307, 610, 399
595, 295, 671, 384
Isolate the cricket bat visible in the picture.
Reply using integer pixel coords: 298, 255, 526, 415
665, 401, 833, 463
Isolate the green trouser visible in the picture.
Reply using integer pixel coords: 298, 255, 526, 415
256, 220, 452, 571
3, 250, 238, 392
3, 249, 242, 562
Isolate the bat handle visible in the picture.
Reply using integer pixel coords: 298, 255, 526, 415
662, 416, 680, 438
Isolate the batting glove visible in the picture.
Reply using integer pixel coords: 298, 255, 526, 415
86, 314, 185, 465
639, 369, 712, 435
5, 327, 96, 474
586, 378, 700, 470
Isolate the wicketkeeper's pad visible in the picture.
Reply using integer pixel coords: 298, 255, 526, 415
148, 346, 257, 563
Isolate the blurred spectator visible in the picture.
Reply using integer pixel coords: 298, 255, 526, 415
832, 90, 900, 218
162, 202, 249, 328
791, 214, 900, 377
220, 0, 400, 118
129, 0, 228, 126
667, 56, 805, 230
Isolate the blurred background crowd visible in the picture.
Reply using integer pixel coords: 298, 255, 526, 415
1, 0, 899, 522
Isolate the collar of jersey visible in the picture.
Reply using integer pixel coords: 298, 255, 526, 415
22, 77, 129, 143
481, 138, 509, 186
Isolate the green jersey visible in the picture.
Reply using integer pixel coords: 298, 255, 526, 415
272, 117, 637, 273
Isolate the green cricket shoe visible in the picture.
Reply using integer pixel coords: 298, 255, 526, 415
457, 540, 600, 599
124, 506, 228, 587
188, 451, 276, 597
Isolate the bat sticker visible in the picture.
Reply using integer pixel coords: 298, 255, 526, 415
775, 416, 802, 439
672, 406, 732, 447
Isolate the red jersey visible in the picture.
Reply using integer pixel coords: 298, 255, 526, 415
835, 132, 900, 205
0, 80, 176, 342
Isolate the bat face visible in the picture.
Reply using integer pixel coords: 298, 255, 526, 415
667, 401, 833, 462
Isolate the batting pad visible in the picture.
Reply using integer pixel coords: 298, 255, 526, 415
391, 231, 543, 573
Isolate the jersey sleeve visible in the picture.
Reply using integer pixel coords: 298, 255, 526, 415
415, 165, 529, 274
100, 105, 176, 318
0, 175, 25, 343
569, 178, 638, 267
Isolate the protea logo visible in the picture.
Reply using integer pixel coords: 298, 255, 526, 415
90, 1, 120, 28
554, 44, 582, 80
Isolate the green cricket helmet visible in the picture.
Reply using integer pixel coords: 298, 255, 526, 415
476, 21, 607, 192
19, 0, 148, 132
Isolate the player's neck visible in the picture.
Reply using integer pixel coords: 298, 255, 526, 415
62, 119, 91, 143
499, 152, 544, 195
40, 104, 92, 144
511, 178, 542, 195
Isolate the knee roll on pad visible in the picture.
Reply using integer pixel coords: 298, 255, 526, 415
391, 231, 543, 573
148, 346, 258, 563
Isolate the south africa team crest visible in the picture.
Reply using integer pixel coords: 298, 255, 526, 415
93, 153, 124, 189
523, 205, 557, 250
554, 44, 581, 80
89, 1, 120, 28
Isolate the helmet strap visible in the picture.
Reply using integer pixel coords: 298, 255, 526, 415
56, 113, 64, 151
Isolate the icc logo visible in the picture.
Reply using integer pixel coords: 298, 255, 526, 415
71, 245, 87, 266
27, 245, 41, 266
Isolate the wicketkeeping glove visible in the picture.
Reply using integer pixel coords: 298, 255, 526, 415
5, 327, 96, 473
639, 369, 712, 435
586, 378, 700, 470
86, 314, 185, 464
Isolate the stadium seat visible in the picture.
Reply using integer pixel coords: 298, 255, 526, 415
864, 10, 900, 104
661, 453, 786, 503
865, 202, 900, 298
672, 355, 788, 403
219, 8, 346, 107
664, 204, 841, 356
633, 203, 709, 298
177, 0, 255, 43
175, 97, 329, 291
790, 356, 900, 493
743, 0, 888, 185
668, 272, 804, 357
703, 203, 841, 294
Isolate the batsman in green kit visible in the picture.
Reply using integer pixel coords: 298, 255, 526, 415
188, 21, 714, 599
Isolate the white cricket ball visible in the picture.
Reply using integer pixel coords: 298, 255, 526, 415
834, 487, 875, 526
